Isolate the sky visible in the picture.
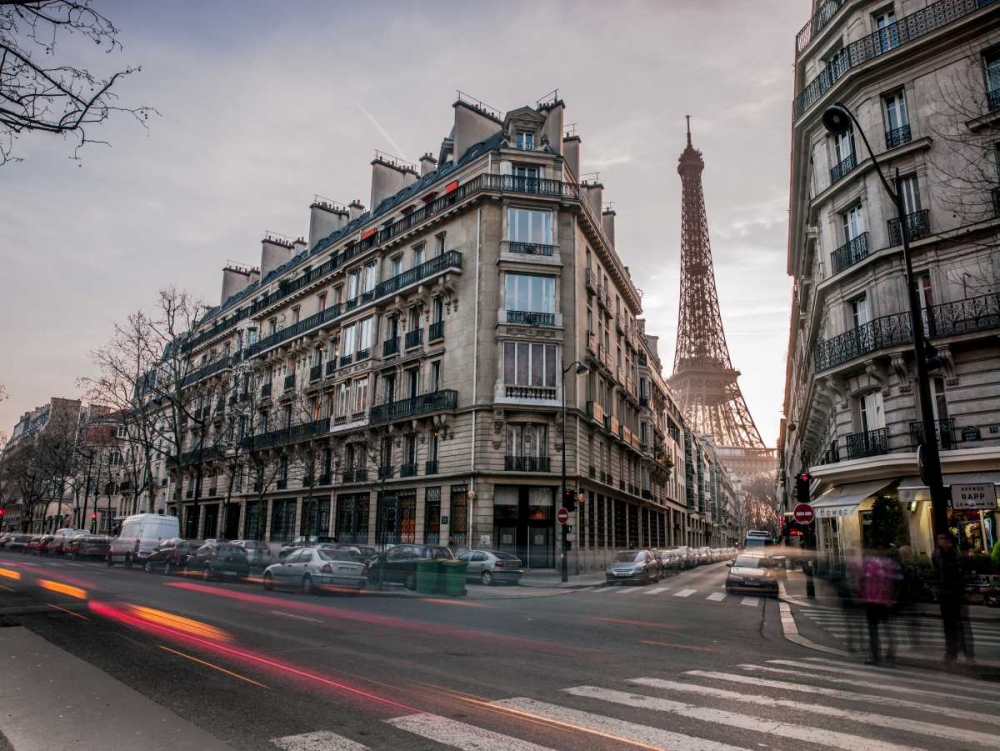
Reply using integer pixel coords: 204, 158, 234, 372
0, 0, 801, 446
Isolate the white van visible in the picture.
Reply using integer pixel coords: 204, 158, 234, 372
108, 514, 180, 568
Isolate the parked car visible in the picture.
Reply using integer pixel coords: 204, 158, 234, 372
8, 534, 35, 553
231, 539, 274, 570
606, 550, 659, 585
49, 530, 87, 556
725, 553, 779, 596
143, 538, 202, 574
654, 549, 681, 574
183, 542, 250, 581
664, 546, 693, 569
35, 535, 56, 555
108, 513, 180, 568
65, 535, 111, 560
368, 544, 456, 589
279, 536, 335, 561
263, 547, 367, 594
458, 549, 524, 585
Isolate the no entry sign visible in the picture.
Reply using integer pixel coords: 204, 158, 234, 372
557, 507, 570, 525
793, 503, 815, 525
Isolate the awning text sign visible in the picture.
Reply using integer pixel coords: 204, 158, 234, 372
951, 483, 998, 511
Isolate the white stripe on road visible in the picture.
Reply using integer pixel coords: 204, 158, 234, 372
644, 586, 670, 595
615, 586, 642, 594
673, 588, 697, 598
740, 597, 759, 607
270, 610, 323, 624
563, 686, 922, 751
766, 659, 994, 696
706, 592, 726, 602
804, 657, 999, 689
822, 629, 1000, 646
627, 677, 1000, 747
492, 698, 749, 751
685, 669, 1000, 727
805, 614, 1000, 634
271, 730, 369, 751
388, 713, 556, 750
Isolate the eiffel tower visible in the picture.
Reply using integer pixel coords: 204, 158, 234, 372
668, 118, 773, 475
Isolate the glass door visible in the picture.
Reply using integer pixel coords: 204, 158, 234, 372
875, 10, 898, 52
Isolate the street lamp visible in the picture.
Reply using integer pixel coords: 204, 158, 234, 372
822, 102, 948, 538
561, 360, 589, 583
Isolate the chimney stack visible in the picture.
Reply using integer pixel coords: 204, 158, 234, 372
562, 134, 581, 180
308, 198, 350, 248
581, 179, 603, 222
601, 207, 616, 248
419, 152, 438, 176
539, 99, 564, 156
220, 264, 253, 305
370, 152, 419, 210
260, 233, 295, 278
452, 96, 502, 163
348, 200, 366, 222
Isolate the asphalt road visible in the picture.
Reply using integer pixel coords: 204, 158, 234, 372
2, 550, 998, 750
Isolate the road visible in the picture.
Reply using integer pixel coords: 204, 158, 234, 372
1, 550, 998, 750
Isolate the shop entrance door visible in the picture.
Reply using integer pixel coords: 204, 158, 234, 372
222, 503, 240, 540
202, 504, 219, 539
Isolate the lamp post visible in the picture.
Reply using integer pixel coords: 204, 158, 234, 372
822, 102, 948, 538
561, 360, 589, 583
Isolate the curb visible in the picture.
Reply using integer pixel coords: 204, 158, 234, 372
778, 600, 850, 657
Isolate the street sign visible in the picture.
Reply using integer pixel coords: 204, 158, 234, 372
951, 483, 998, 511
792, 503, 815, 525
557, 507, 570, 525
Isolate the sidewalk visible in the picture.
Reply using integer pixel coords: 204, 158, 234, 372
0, 626, 234, 751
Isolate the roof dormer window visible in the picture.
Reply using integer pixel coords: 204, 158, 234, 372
516, 131, 535, 151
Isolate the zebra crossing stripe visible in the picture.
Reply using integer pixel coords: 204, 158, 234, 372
766, 659, 994, 696
492, 697, 749, 751
706, 592, 726, 602
674, 588, 697, 598
805, 614, 1000, 633
562, 686, 922, 751
387, 713, 556, 750
685, 669, 1000, 727
644, 586, 670, 595
804, 657, 998, 689
821, 629, 1000, 646
625, 677, 1000, 747
271, 730, 369, 751
615, 586, 642, 594
740, 597, 759, 607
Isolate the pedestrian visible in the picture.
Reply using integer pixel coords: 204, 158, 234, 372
933, 532, 975, 663
860, 550, 897, 665
447, 536, 456, 554
834, 551, 863, 653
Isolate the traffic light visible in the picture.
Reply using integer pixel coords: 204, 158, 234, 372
795, 472, 811, 505
562, 489, 577, 511
92, 513, 97, 520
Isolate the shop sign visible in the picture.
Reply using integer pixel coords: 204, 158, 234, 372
951, 483, 998, 511
961, 426, 982, 442
815, 506, 853, 519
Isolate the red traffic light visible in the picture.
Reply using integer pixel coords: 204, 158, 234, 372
91, 513, 97, 520
799, 473, 811, 482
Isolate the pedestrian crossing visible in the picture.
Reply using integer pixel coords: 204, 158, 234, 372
590, 582, 769, 606
269, 656, 1000, 750
800, 608, 1000, 652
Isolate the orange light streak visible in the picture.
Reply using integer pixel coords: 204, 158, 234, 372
39, 579, 87, 599
0, 567, 21, 581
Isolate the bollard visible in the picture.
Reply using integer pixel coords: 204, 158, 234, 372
805, 559, 816, 599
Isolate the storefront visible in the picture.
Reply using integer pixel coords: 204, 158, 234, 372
899, 472, 1000, 555
811, 479, 895, 568
492, 485, 555, 568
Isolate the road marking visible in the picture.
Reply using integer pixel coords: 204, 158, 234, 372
706, 592, 726, 602
47, 603, 90, 621
640, 640, 720, 653
685, 669, 1000, 727
387, 713, 556, 750
0, 583, 14, 593
271, 730, 369, 751
821, 629, 1000, 646
158, 645, 268, 689
492, 697, 749, 751
766, 659, 994, 695
644, 586, 670, 594
63, 562, 84, 567
673, 588, 696, 598
270, 610, 323, 623
804, 656, 999, 688
740, 597, 759, 607
627, 677, 1000, 747
615, 586, 641, 594
563, 686, 922, 751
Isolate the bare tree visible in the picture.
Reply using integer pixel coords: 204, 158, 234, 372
0, 0, 155, 165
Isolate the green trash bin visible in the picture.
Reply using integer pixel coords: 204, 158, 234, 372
416, 559, 442, 594
440, 560, 469, 597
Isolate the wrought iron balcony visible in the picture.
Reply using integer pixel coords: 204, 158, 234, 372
400, 463, 417, 478
504, 455, 551, 472
845, 427, 889, 460
642, 489, 653, 501
503, 241, 556, 256
821, 441, 841, 465
989, 87, 1000, 113
405, 328, 423, 349
813, 311, 912, 372
276, 479, 288, 490
888, 209, 930, 245
795, 0, 847, 57
325, 359, 337, 377
909, 418, 956, 450
507, 310, 555, 326
340, 354, 352, 367
369, 389, 458, 426
425, 460, 439, 475
317, 473, 331, 485
428, 321, 444, 341
383, 337, 400, 357
284, 374, 296, 391
243, 418, 330, 450
504, 385, 557, 400
885, 123, 912, 150
166, 446, 224, 467
309, 364, 322, 382
356, 348, 371, 362
585, 268, 597, 294
829, 152, 857, 184
342, 467, 368, 483
183, 354, 233, 387
830, 232, 870, 275
377, 465, 394, 480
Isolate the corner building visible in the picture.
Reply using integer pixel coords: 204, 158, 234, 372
172, 94, 734, 567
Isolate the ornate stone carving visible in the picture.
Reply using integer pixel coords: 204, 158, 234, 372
864, 360, 890, 397
890, 353, 911, 393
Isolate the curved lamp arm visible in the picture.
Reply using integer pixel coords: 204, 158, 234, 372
831, 101, 897, 201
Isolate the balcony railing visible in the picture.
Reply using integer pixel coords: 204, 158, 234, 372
166, 446, 224, 467
378, 465, 394, 480
356, 348, 371, 362
503, 240, 556, 256
243, 418, 330, 450
325, 359, 337, 377
428, 320, 444, 341
885, 123, 912, 150
845, 428, 888, 460
830, 232, 870, 275
383, 337, 400, 357
585, 268, 597, 294
888, 209, 930, 245
183, 355, 234, 387
504, 455, 552, 472
909, 418, 956, 450
795, 0, 847, 56
829, 152, 857, 184
425, 460, 439, 475
369, 389, 458, 425
506, 310, 556, 326
276, 479, 287, 490
504, 385, 557, 401
405, 328, 423, 349
309, 364, 323, 382
284, 373, 296, 391
400, 463, 417, 478
793, 0, 997, 118
340, 354, 353, 367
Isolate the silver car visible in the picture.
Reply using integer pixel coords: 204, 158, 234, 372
458, 549, 524, 585
606, 549, 659, 585
232, 539, 274, 571
263, 546, 367, 594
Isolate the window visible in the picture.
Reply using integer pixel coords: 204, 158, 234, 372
851, 295, 869, 328
515, 131, 534, 150
507, 208, 553, 245
347, 269, 360, 300
351, 377, 368, 415
432, 296, 443, 323
435, 232, 446, 256
429, 360, 441, 392
282, 404, 292, 429
503, 342, 558, 388
389, 255, 402, 277
362, 261, 378, 293
317, 293, 327, 312
834, 125, 855, 165
336, 382, 349, 417
268, 318, 277, 336
405, 368, 419, 399
380, 437, 393, 469
341, 323, 356, 356
358, 316, 373, 354
386, 313, 399, 340
424, 487, 441, 544
506, 273, 555, 313
883, 89, 908, 139
412, 243, 425, 269
842, 204, 865, 241
858, 390, 885, 432
404, 435, 416, 465
506, 424, 548, 457
311, 347, 323, 366
291, 306, 300, 325
380, 372, 396, 404
899, 175, 921, 214
513, 164, 539, 181
987, 51, 1000, 107
269, 499, 296, 542
278, 455, 288, 482
874, 9, 898, 53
